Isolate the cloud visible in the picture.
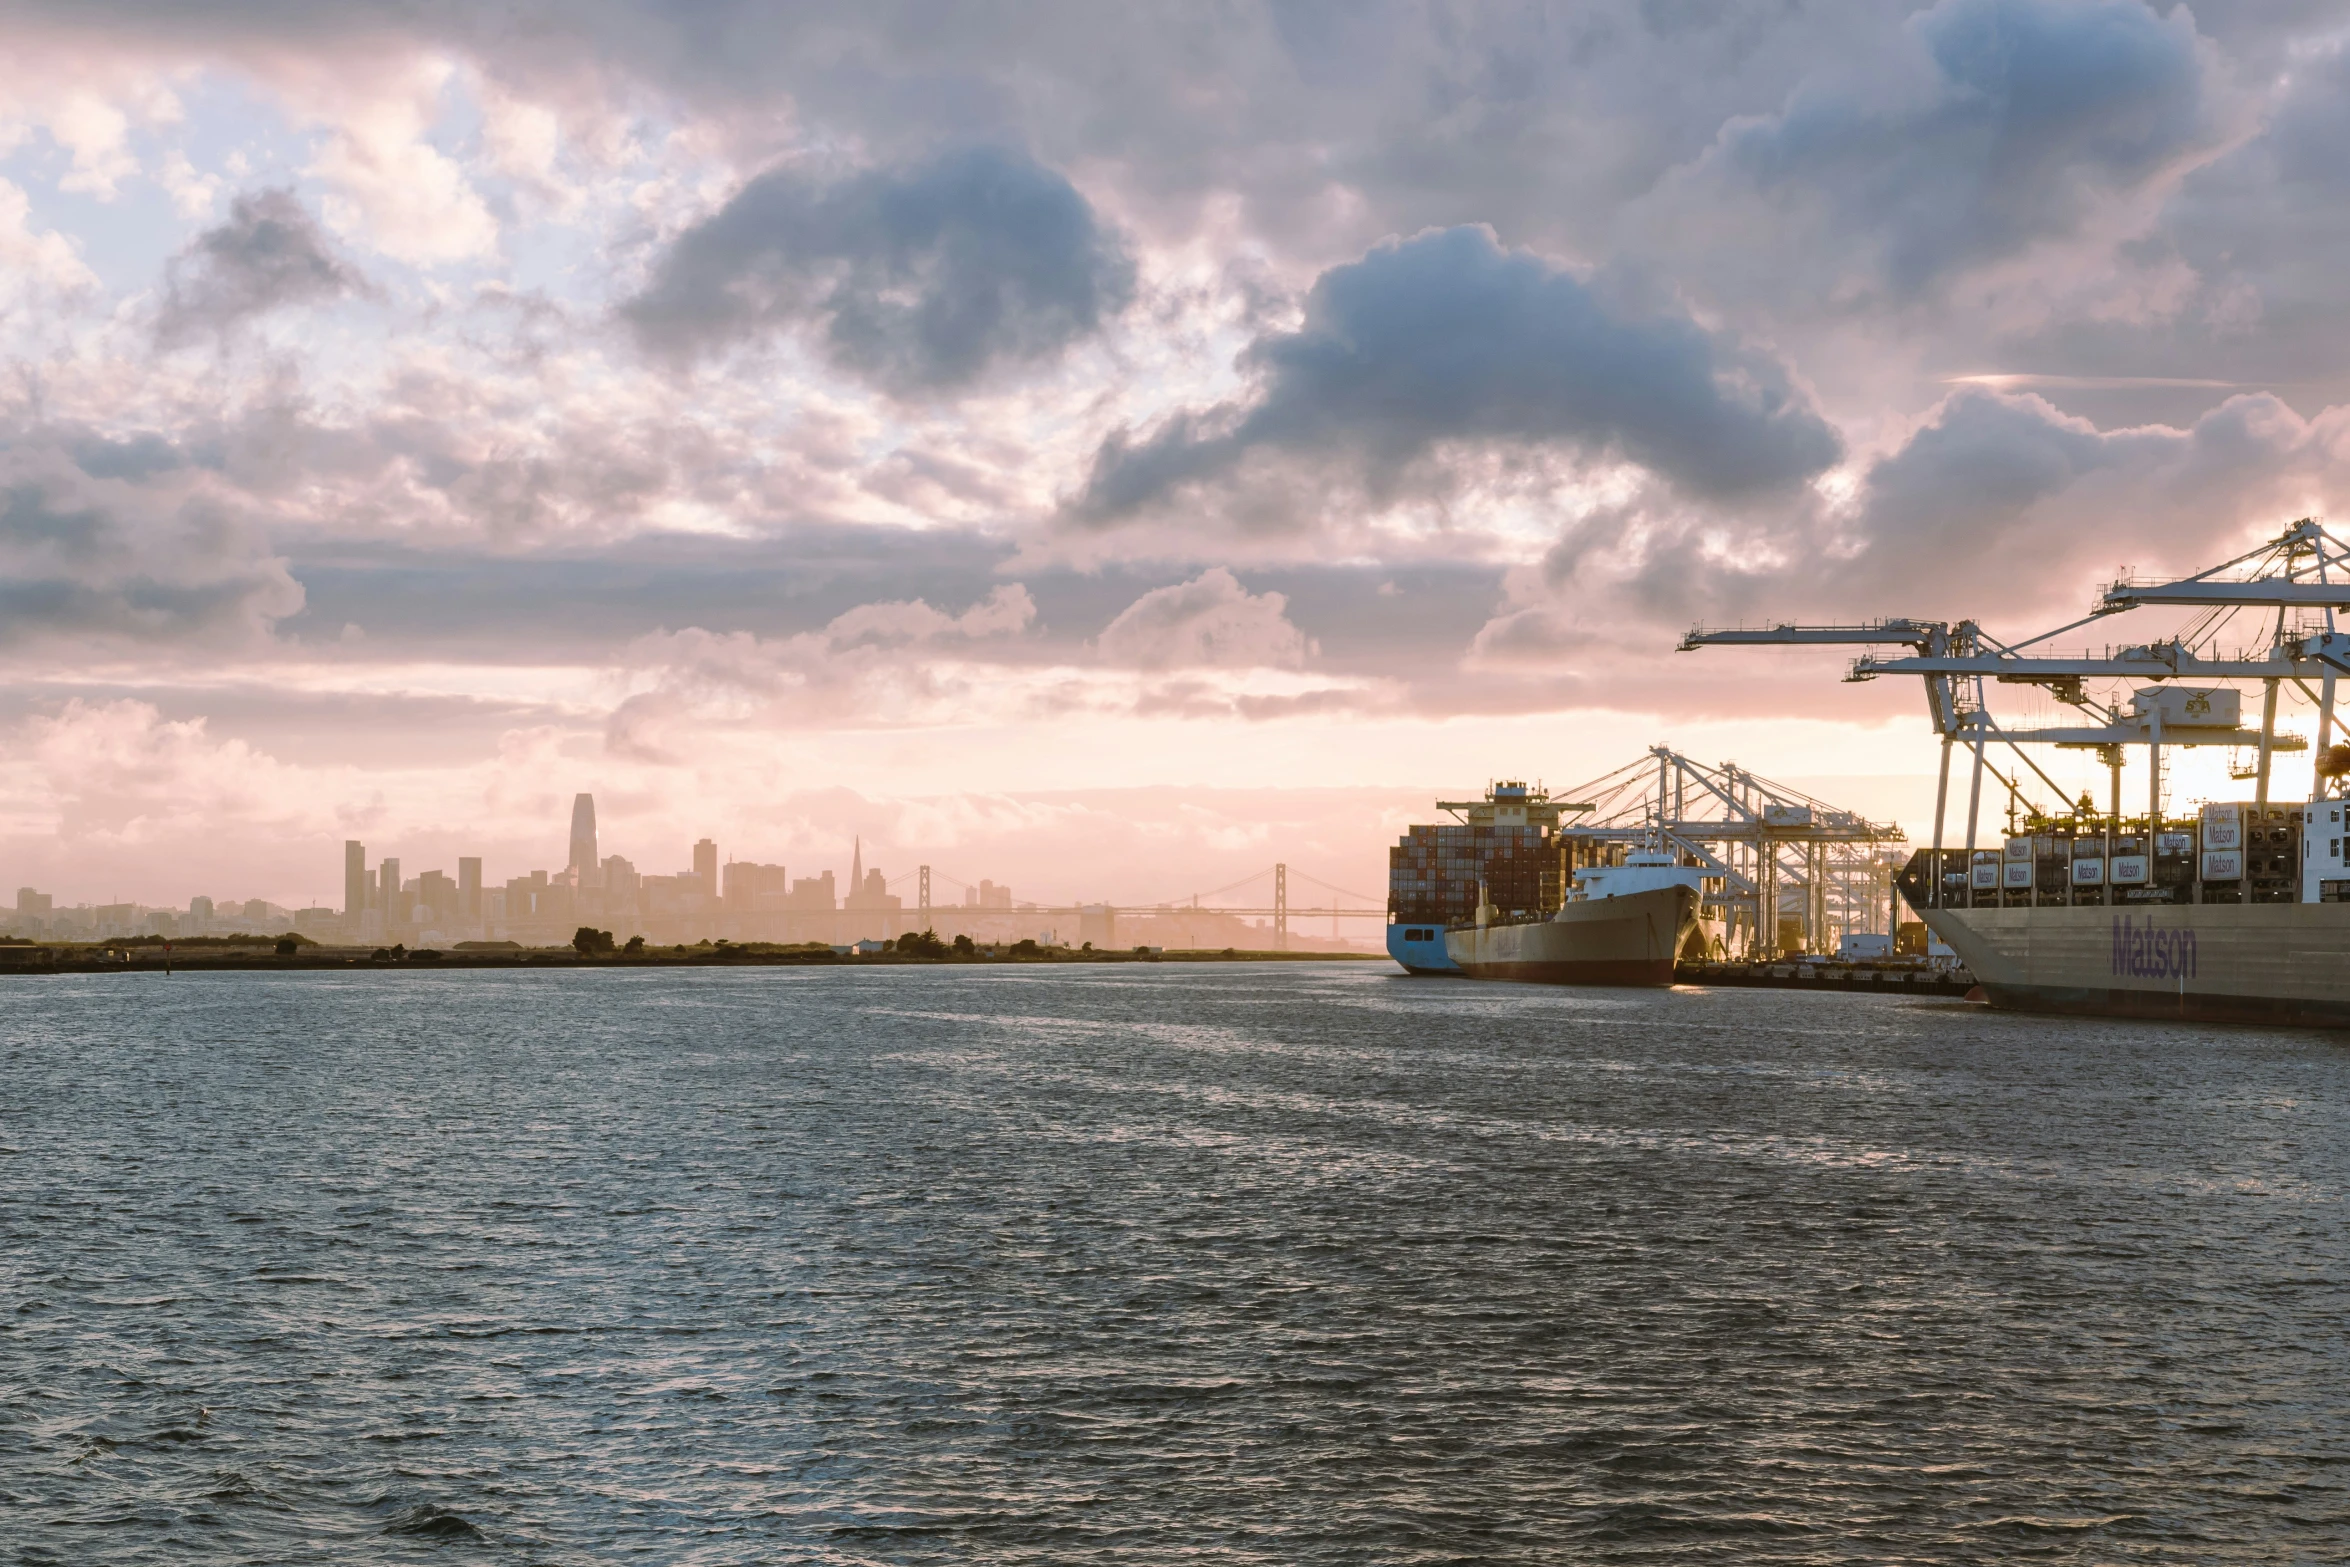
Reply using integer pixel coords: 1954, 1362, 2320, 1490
814, 582, 1037, 650
1826, 386, 2337, 601
157, 148, 223, 217
0, 176, 97, 307
1096, 568, 1314, 670
1843, 388, 2125, 570
622, 145, 1135, 395
49, 90, 140, 199
261, 531, 1512, 694
11, 697, 330, 846
1649, 0, 2225, 302
104, 359, 767, 552
1993, 34, 2350, 399
1502, 385, 2350, 637
1465, 600, 1600, 669
1065, 224, 1841, 530
0, 427, 303, 647
305, 58, 498, 264
156, 188, 362, 346
606, 583, 1039, 756
0, 3, 1857, 246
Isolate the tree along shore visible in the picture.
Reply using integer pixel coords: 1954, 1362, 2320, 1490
0, 934, 1379, 975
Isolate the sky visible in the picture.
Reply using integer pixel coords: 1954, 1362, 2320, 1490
6, 0, 2350, 910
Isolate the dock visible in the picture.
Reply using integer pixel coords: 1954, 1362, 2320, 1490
1678, 960, 1978, 996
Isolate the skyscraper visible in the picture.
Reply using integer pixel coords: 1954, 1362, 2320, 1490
345, 840, 366, 917
458, 857, 482, 919
569, 794, 598, 875
693, 838, 718, 898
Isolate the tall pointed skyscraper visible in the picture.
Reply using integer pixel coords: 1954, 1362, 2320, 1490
851, 836, 863, 889
569, 794, 598, 875
344, 840, 367, 919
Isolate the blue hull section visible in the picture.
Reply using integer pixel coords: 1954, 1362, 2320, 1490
1387, 922, 1461, 975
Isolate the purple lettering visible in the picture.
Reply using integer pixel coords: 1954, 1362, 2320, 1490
2112, 918, 2198, 982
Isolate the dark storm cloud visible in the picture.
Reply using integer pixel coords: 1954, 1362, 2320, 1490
155, 189, 361, 347
65, 428, 209, 482
0, 430, 302, 645
1834, 387, 2335, 594
277, 527, 1504, 678
1068, 224, 1841, 527
0, 2, 2285, 279
20, 2, 2316, 392
1850, 388, 2118, 554
1574, 385, 2341, 634
1991, 37, 2350, 408
1674, 0, 2220, 296
622, 146, 1134, 394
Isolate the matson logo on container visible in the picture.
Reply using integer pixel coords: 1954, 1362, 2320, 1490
2112, 915, 2197, 980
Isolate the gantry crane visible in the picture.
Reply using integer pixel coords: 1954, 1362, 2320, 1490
1555, 749, 1907, 958
1680, 518, 2350, 907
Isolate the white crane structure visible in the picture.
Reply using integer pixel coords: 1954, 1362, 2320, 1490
1679, 518, 2350, 910
1556, 748, 1908, 958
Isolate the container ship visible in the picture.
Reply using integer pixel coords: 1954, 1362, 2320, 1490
1387, 781, 1703, 984
1683, 517, 2350, 1026
1889, 798, 2350, 1024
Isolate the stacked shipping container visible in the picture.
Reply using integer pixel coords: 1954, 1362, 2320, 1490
1388, 823, 1561, 927
1915, 801, 2313, 909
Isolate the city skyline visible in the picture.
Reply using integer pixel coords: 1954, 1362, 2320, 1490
8, 788, 1372, 951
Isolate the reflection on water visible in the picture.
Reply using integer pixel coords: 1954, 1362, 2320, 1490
4, 966, 2346, 1562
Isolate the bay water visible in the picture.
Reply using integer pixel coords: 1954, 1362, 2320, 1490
4, 965, 2347, 1561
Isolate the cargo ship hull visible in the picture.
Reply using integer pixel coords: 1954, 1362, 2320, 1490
1915, 902, 2350, 1027
1445, 885, 1698, 986
1386, 923, 1462, 975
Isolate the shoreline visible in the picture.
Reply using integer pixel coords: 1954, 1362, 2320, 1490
0, 944, 1382, 976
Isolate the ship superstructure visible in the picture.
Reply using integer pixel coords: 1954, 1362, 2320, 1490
1684, 517, 2350, 1024
1553, 750, 1908, 959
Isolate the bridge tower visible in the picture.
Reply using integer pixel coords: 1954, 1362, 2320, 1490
1274, 862, 1287, 951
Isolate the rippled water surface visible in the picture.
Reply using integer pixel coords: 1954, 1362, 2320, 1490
5, 964, 2349, 1562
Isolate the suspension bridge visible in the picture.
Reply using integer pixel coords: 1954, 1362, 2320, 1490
883, 862, 1387, 947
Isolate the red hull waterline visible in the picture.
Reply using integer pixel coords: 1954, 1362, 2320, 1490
1982, 983, 2350, 1028
1455, 957, 1678, 986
